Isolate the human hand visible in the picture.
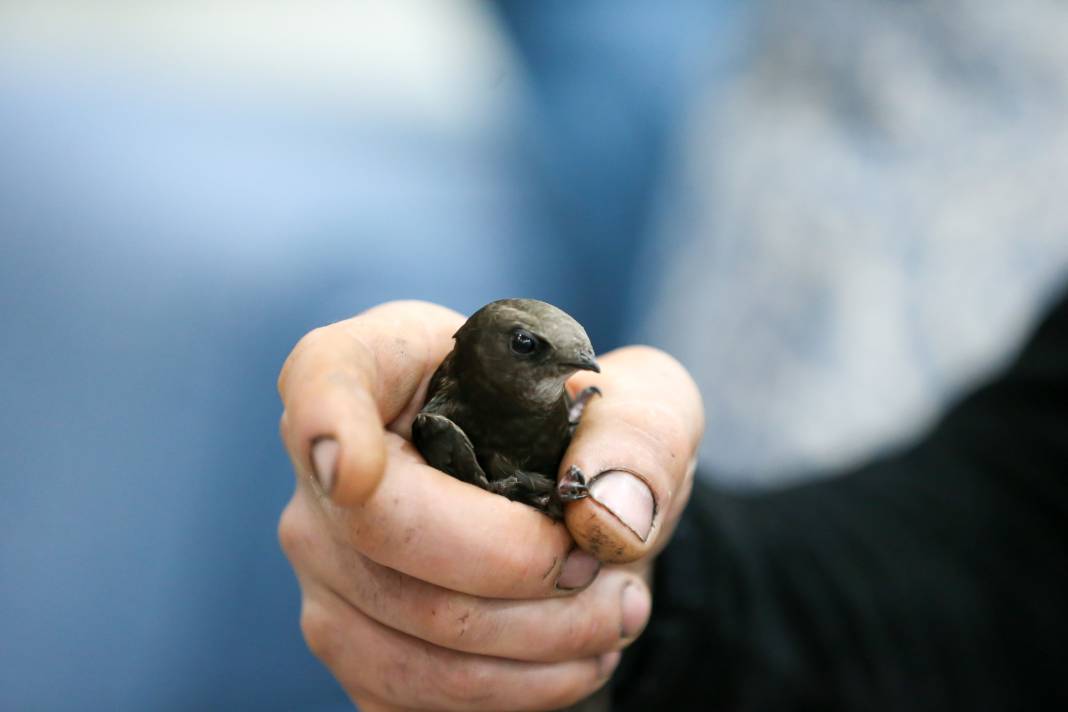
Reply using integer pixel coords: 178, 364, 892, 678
277, 301, 703, 710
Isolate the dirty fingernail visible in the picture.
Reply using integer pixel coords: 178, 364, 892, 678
311, 438, 339, 494
556, 549, 600, 591
590, 471, 654, 541
598, 650, 622, 678
620, 582, 651, 639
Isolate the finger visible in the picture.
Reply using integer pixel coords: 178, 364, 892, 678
280, 493, 652, 662
352, 699, 415, 712
353, 699, 421, 712
297, 582, 619, 711
302, 432, 596, 599
278, 301, 463, 505
562, 346, 704, 563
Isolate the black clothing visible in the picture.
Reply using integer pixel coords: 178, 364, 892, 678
616, 288, 1068, 711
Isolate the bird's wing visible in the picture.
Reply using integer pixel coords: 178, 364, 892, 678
411, 412, 490, 489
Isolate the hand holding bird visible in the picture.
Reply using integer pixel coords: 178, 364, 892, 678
277, 299, 703, 710
412, 298, 603, 519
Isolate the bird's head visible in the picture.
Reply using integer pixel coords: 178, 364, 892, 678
453, 298, 599, 404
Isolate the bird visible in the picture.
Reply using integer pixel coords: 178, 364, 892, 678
412, 298, 602, 519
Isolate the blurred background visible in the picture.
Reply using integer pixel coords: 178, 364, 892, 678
3, 1, 1067, 710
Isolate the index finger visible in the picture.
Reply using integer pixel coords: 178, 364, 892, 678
278, 301, 464, 505
562, 346, 704, 563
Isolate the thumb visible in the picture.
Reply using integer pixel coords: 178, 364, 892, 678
560, 346, 703, 563
278, 301, 464, 506
278, 324, 388, 506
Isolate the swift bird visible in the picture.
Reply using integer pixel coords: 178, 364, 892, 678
412, 298, 601, 519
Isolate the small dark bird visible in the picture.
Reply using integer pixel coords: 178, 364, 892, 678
412, 298, 601, 519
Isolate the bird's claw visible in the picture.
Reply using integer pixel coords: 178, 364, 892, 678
486, 475, 521, 495
557, 465, 590, 502
568, 386, 602, 426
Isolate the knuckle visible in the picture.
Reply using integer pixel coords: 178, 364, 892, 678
296, 325, 331, 354
278, 412, 290, 442
442, 601, 478, 645
519, 549, 567, 596
439, 601, 502, 651
277, 500, 311, 562
620, 343, 670, 363
616, 344, 685, 379
489, 533, 564, 597
652, 405, 694, 454
570, 611, 608, 655
615, 400, 694, 467
278, 327, 329, 396
623, 341, 683, 375
613, 344, 701, 411
509, 546, 541, 582
434, 659, 494, 705
300, 602, 342, 667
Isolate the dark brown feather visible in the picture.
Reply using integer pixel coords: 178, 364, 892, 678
412, 299, 599, 518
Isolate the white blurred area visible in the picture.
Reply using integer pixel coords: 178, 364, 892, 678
0, 1, 539, 316
0, 1, 514, 132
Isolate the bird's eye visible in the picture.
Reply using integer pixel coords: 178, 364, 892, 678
510, 328, 539, 355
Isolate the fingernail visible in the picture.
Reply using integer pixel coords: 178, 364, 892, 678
598, 650, 622, 679
589, 471, 654, 541
620, 582, 651, 639
311, 438, 339, 494
556, 549, 600, 591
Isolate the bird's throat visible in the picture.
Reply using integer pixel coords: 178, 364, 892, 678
526, 373, 570, 408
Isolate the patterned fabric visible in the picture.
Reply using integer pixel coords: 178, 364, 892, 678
640, 0, 1068, 484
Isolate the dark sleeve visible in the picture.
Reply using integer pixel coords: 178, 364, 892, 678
614, 289, 1068, 712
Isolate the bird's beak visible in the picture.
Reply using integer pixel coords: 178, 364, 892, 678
565, 351, 600, 373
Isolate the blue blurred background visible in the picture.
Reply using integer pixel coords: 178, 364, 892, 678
3, 2, 1068, 710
